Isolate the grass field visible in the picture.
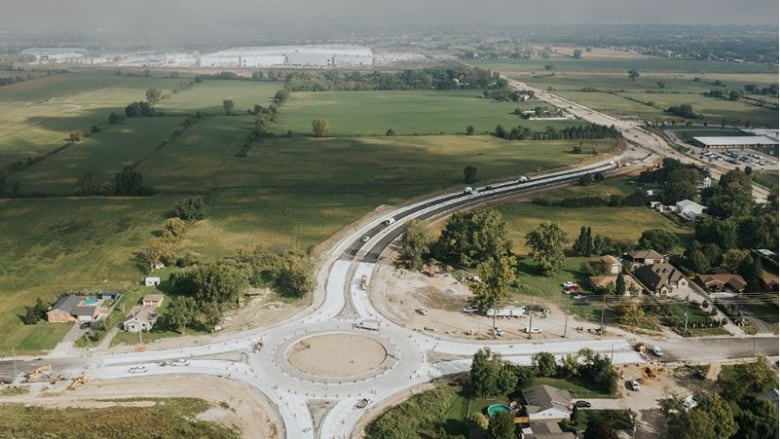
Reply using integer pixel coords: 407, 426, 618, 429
0, 398, 238, 438
477, 58, 779, 74
156, 79, 281, 113
276, 90, 586, 136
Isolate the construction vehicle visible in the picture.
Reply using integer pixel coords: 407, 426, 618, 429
68, 375, 87, 390
26, 365, 51, 382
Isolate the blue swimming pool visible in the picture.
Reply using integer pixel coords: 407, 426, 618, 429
82, 298, 99, 306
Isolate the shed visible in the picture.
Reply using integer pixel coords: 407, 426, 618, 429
145, 277, 161, 287
142, 294, 165, 308
600, 255, 621, 274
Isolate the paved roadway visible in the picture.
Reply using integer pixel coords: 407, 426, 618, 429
1, 81, 777, 439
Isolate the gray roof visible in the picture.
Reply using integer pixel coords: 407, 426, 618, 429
523, 385, 572, 410
72, 306, 97, 316
51, 294, 82, 314
628, 249, 664, 261
693, 136, 778, 146
633, 261, 684, 293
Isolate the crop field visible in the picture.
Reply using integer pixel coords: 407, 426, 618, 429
276, 90, 587, 136
619, 92, 778, 127
477, 58, 779, 74
0, 72, 183, 166
156, 79, 282, 113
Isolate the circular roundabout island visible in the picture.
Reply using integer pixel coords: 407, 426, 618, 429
286, 333, 388, 378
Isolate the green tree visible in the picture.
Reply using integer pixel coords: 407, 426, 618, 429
618, 303, 646, 329
704, 170, 754, 219
161, 218, 187, 242
114, 167, 152, 195
662, 168, 701, 204
173, 196, 208, 220
401, 219, 430, 271
723, 249, 750, 273
615, 271, 626, 295
108, 112, 125, 124
145, 88, 162, 105
141, 238, 174, 270
471, 348, 498, 397
628, 69, 640, 81
718, 357, 778, 403
525, 221, 567, 276
165, 296, 197, 334
472, 255, 518, 330
434, 209, 509, 267
463, 165, 478, 184
584, 418, 618, 439
734, 398, 779, 439
275, 250, 315, 298
222, 99, 234, 115
466, 124, 475, 135
638, 228, 679, 253
312, 118, 330, 137
532, 352, 557, 377
496, 363, 519, 395
487, 411, 515, 439
21, 297, 49, 325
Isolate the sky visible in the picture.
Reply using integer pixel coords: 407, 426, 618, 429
1, 0, 777, 36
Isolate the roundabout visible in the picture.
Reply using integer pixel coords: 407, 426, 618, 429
285, 333, 388, 379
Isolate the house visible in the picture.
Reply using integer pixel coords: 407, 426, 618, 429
46, 294, 109, 323
626, 249, 665, 266
675, 199, 706, 221
589, 274, 644, 295
122, 307, 158, 332
142, 294, 165, 308
698, 176, 713, 189
522, 385, 572, 422
601, 255, 621, 274
520, 422, 576, 439
144, 276, 161, 287
695, 273, 747, 294
633, 261, 688, 296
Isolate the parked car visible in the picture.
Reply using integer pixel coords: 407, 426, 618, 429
651, 346, 664, 357
169, 358, 190, 366
462, 306, 479, 313
575, 400, 592, 408
630, 380, 641, 391
524, 327, 542, 334
491, 327, 505, 336
416, 308, 429, 316
128, 366, 148, 374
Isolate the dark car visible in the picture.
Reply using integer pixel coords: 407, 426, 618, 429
575, 400, 591, 408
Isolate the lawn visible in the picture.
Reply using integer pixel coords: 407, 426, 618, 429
619, 92, 778, 127
0, 398, 238, 438
532, 377, 618, 399
156, 79, 282, 113
276, 90, 587, 136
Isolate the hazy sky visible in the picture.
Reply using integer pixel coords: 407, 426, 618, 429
1, 0, 778, 35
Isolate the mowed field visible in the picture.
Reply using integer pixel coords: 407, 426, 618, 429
276, 90, 587, 135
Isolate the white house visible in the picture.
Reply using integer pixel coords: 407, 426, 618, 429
523, 385, 572, 422
698, 176, 713, 189
122, 307, 158, 332
144, 276, 161, 287
675, 199, 706, 221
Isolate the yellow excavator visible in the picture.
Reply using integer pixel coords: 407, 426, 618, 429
26, 365, 52, 382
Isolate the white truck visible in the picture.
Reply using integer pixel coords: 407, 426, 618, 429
355, 319, 380, 331
485, 306, 526, 318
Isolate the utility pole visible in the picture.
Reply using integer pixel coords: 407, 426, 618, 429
528, 300, 534, 340
684, 299, 690, 333
563, 296, 570, 338
599, 295, 606, 336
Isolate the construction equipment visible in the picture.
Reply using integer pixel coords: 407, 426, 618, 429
26, 365, 51, 382
68, 374, 87, 390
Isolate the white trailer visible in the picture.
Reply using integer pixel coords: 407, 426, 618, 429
355, 319, 380, 331
485, 306, 526, 318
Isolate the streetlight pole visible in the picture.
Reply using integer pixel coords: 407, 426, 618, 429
600, 295, 606, 336
563, 296, 570, 338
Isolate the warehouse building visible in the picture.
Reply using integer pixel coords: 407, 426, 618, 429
691, 135, 778, 150
199, 45, 372, 68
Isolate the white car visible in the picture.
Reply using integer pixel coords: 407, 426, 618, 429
524, 327, 542, 334
361, 235, 370, 243
562, 281, 578, 288
169, 358, 190, 366
462, 306, 479, 313
630, 380, 641, 391
383, 218, 395, 226
128, 366, 148, 374
491, 327, 504, 336
651, 346, 664, 357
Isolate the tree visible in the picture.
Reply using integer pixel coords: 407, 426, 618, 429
662, 167, 701, 204
385, 128, 395, 136
222, 99, 234, 115
628, 69, 640, 81
638, 229, 679, 253
584, 418, 618, 439
275, 250, 315, 298
108, 112, 125, 124
161, 218, 187, 242
572, 226, 592, 256
469, 412, 489, 431
312, 119, 330, 137
141, 238, 174, 270
401, 219, 430, 271
618, 303, 646, 328
21, 297, 49, 325
495, 363, 519, 395
487, 411, 515, 439
463, 165, 478, 184
718, 357, 778, 404
166, 296, 197, 334
734, 398, 779, 439
145, 88, 162, 105
434, 209, 509, 267
466, 124, 475, 135
615, 271, 626, 295
124, 101, 155, 117
471, 348, 498, 397
532, 352, 557, 377
704, 170, 754, 219
173, 196, 207, 220
114, 167, 152, 196
723, 249, 750, 273
471, 255, 518, 329
76, 173, 96, 195
525, 221, 567, 276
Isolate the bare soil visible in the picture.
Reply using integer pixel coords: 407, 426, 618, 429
286, 334, 386, 378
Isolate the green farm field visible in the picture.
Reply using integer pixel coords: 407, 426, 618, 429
276, 90, 587, 136
477, 58, 779, 74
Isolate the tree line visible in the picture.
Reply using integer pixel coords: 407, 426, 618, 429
493, 123, 622, 141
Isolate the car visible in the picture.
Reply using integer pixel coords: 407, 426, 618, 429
382, 218, 395, 226
169, 358, 190, 366
128, 366, 148, 374
575, 400, 592, 408
361, 235, 370, 243
354, 398, 371, 409
651, 346, 664, 357
416, 308, 429, 316
462, 306, 479, 313
630, 380, 641, 391
562, 281, 579, 289
524, 327, 542, 334
491, 327, 504, 336
572, 294, 585, 300
79, 322, 90, 329
485, 185, 493, 190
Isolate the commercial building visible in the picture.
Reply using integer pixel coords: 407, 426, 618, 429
199, 45, 373, 68
691, 135, 778, 150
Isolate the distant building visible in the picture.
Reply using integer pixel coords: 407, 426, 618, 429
626, 250, 665, 266
695, 273, 747, 294
144, 277, 161, 287
692, 136, 779, 150
675, 199, 707, 221
698, 176, 713, 189
589, 274, 643, 295
142, 294, 165, 308
633, 261, 688, 296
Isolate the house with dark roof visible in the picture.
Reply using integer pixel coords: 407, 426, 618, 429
520, 421, 576, 439
633, 262, 688, 296
695, 273, 747, 294
46, 294, 110, 323
626, 250, 665, 266
522, 385, 572, 422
